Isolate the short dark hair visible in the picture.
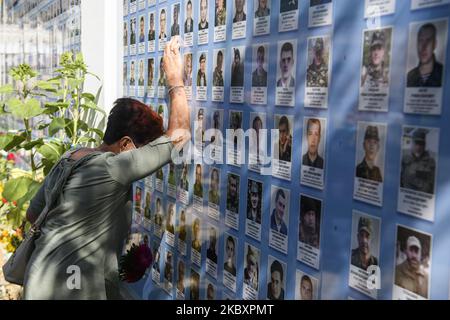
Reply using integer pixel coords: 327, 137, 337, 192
275, 188, 286, 204
270, 260, 283, 281
281, 42, 294, 57
257, 46, 265, 56
418, 23, 437, 41
103, 98, 164, 145
301, 275, 312, 287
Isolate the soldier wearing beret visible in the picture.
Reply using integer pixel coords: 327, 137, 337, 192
356, 125, 383, 182
351, 217, 378, 271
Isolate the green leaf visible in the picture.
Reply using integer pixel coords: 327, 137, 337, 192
37, 141, 64, 163
0, 134, 15, 150
77, 136, 96, 145
94, 86, 103, 104
81, 100, 106, 116
0, 84, 14, 94
81, 93, 95, 102
8, 98, 43, 119
88, 128, 104, 139
35, 80, 57, 91
41, 158, 56, 176
21, 138, 44, 151
16, 180, 42, 209
2, 177, 35, 202
48, 118, 66, 136
68, 78, 84, 88
0, 133, 27, 152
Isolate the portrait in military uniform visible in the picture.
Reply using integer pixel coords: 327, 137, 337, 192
252, 45, 268, 87
400, 127, 437, 195
183, 53, 193, 87
176, 260, 185, 294
158, 57, 166, 87
170, 3, 180, 36
213, 49, 225, 87
129, 60, 136, 86
208, 167, 220, 205
147, 58, 155, 87
224, 234, 237, 276
355, 123, 386, 183
215, 0, 226, 27
244, 244, 260, 291
306, 36, 330, 88
179, 164, 189, 191
270, 186, 289, 236
134, 185, 142, 214
163, 251, 173, 285
231, 47, 245, 87
350, 212, 380, 271
130, 18, 136, 46
254, 0, 270, 17
191, 217, 202, 252
407, 21, 447, 88
280, 0, 298, 13
123, 21, 128, 47
226, 173, 240, 214
194, 108, 205, 146
196, 52, 207, 87
299, 195, 322, 249
361, 28, 392, 89
138, 59, 145, 86
247, 179, 262, 224
139, 16, 145, 43
394, 225, 431, 299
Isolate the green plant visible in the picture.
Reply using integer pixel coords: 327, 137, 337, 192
0, 52, 106, 230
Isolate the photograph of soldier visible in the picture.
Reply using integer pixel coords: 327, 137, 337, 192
247, 180, 262, 224
196, 53, 207, 87
195, 108, 205, 145
226, 173, 240, 213
224, 235, 237, 276
199, 0, 209, 30
139, 16, 145, 43
178, 209, 187, 242
130, 60, 136, 86
213, 50, 225, 87
148, 12, 156, 41
179, 164, 189, 191
134, 185, 142, 214
209, 168, 220, 205
215, 0, 226, 26
144, 192, 151, 220
280, 0, 298, 13
275, 116, 292, 162
138, 60, 145, 86
177, 260, 185, 293
158, 57, 166, 86
190, 269, 200, 300
252, 45, 268, 87
361, 29, 391, 88
233, 0, 247, 22
130, 18, 136, 45
152, 243, 161, 272
124, 21, 128, 46
206, 282, 215, 300
356, 125, 383, 182
307, 37, 329, 88
171, 3, 180, 36
148, 58, 155, 86
194, 164, 203, 198
168, 163, 176, 186
158, 9, 167, 40
270, 188, 288, 235
400, 128, 436, 194
183, 53, 193, 86
164, 251, 173, 284
191, 217, 201, 251
302, 118, 324, 169
395, 226, 431, 299
155, 197, 163, 229
231, 48, 245, 87
244, 244, 259, 290
267, 258, 285, 300
299, 196, 321, 249
255, 0, 270, 17
230, 111, 243, 160
166, 203, 175, 234
351, 215, 379, 271
185, 0, 194, 33
206, 225, 218, 263
250, 115, 264, 165
407, 22, 444, 87
277, 42, 296, 88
